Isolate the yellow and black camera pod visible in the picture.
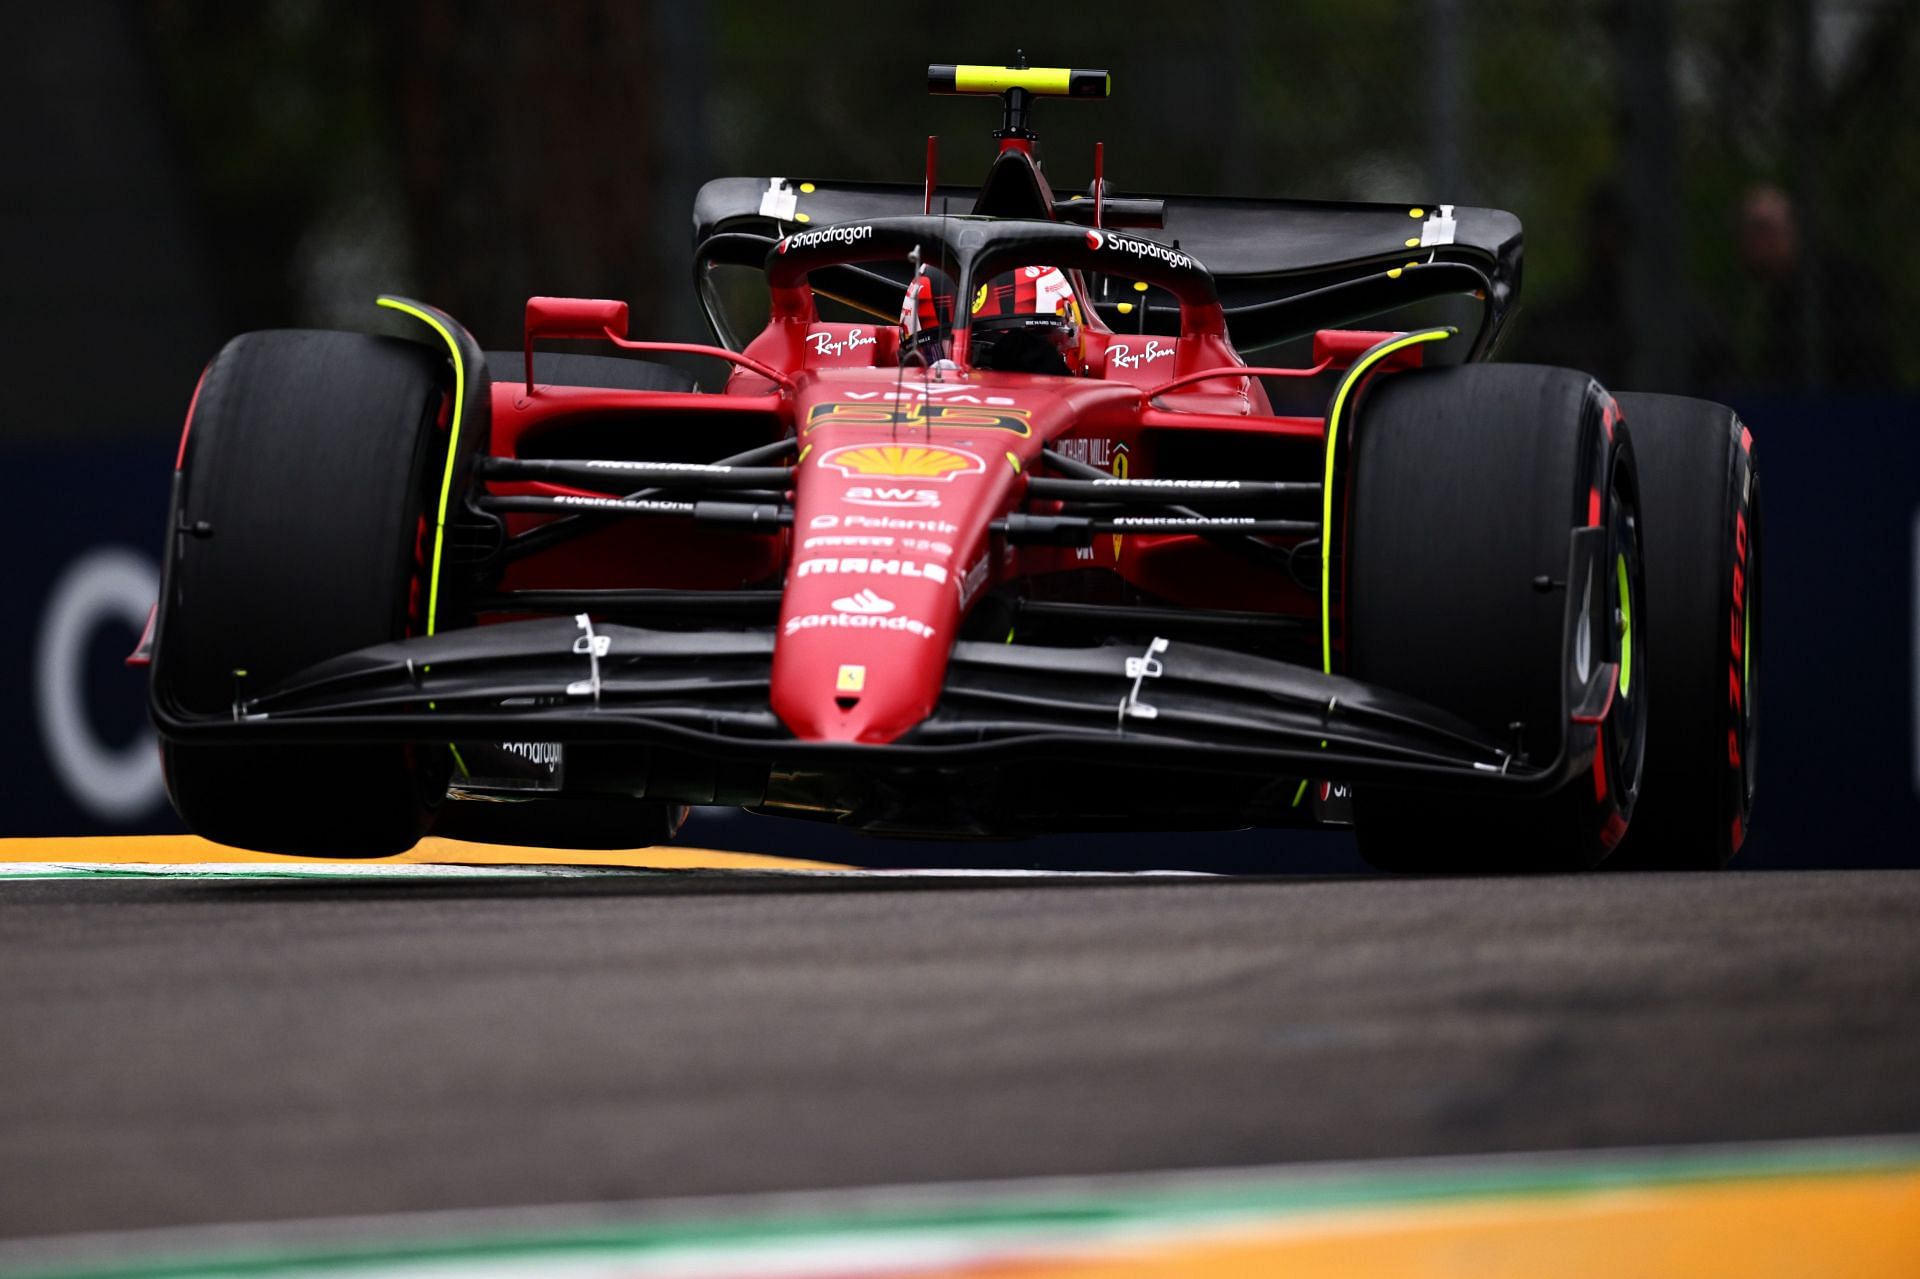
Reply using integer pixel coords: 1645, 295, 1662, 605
926, 64, 1111, 99
927, 60, 1110, 141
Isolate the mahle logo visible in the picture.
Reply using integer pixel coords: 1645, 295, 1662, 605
818, 444, 984, 482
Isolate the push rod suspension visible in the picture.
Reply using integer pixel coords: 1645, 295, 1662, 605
499, 437, 797, 563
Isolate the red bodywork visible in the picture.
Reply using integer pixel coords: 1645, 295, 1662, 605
489, 328, 1412, 748
478, 133, 1423, 751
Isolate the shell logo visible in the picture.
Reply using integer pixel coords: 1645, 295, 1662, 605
818, 444, 985, 482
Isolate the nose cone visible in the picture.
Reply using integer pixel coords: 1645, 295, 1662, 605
771, 437, 1001, 744
773, 571, 955, 743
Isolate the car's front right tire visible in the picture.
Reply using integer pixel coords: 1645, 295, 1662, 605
153, 329, 460, 857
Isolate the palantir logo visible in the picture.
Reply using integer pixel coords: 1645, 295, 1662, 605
832, 589, 894, 616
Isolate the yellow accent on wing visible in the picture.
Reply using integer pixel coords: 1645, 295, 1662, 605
375, 296, 465, 637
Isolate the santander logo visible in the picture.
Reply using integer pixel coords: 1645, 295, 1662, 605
832, 589, 894, 615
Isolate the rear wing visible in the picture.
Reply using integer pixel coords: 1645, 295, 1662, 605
692, 178, 1523, 357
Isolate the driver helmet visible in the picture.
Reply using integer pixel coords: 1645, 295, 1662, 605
968, 265, 1086, 376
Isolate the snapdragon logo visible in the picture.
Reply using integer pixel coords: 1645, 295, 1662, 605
778, 224, 875, 253
500, 741, 561, 770
1086, 228, 1194, 272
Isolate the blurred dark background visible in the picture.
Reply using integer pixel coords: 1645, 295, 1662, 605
5, 0, 1915, 867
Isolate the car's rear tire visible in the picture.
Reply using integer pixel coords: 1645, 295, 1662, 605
154, 330, 461, 857
1606, 393, 1759, 869
1344, 364, 1647, 873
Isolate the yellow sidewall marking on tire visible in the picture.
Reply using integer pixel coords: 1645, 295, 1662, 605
376, 296, 465, 637
1319, 328, 1454, 674
1617, 551, 1633, 697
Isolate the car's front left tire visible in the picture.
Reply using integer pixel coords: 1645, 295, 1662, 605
1343, 364, 1648, 873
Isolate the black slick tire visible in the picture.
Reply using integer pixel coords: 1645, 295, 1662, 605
154, 330, 459, 857
1607, 393, 1759, 869
1344, 364, 1647, 873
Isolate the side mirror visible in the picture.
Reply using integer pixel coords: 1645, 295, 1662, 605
523, 297, 631, 391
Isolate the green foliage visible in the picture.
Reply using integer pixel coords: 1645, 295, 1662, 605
139, 0, 1918, 387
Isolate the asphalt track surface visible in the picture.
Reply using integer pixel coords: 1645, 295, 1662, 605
3, 867, 1919, 1241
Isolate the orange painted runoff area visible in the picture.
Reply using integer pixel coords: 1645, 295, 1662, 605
0, 834, 846, 872
926, 1167, 1920, 1279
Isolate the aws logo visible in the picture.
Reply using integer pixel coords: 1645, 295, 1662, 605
818, 444, 984, 482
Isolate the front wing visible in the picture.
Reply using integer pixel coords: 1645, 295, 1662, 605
152, 529, 1615, 830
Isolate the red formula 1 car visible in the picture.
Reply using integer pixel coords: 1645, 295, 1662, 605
145, 64, 1759, 871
